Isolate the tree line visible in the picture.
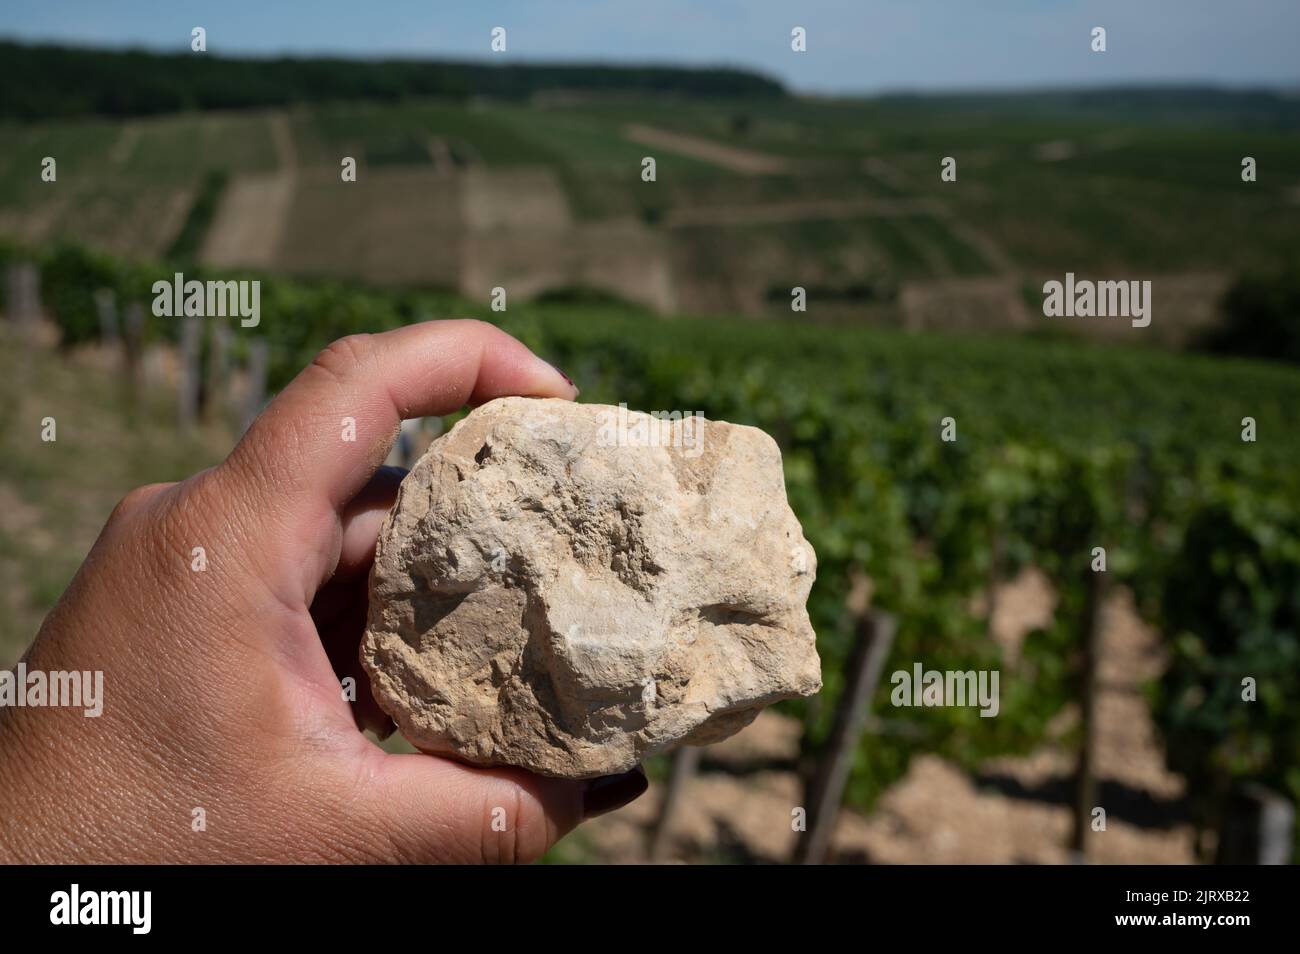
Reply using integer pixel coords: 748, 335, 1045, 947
0, 41, 786, 121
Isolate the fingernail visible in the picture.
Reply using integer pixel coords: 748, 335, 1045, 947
582, 767, 648, 819
546, 361, 579, 396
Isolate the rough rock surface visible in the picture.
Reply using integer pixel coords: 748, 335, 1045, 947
361, 397, 821, 778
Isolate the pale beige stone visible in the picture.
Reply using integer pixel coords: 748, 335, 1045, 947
361, 397, 821, 778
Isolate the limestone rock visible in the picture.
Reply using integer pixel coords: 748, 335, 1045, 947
361, 397, 821, 779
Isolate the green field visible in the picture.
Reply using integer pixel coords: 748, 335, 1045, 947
3, 89, 1297, 313
8, 238, 1298, 850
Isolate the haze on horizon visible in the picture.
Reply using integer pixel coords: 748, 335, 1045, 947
1, 0, 1297, 96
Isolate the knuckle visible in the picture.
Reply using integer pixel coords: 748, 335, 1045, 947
107, 482, 171, 525
154, 470, 217, 534
457, 318, 504, 344
310, 334, 374, 386
129, 470, 222, 563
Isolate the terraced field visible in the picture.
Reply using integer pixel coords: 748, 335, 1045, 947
2, 91, 1298, 326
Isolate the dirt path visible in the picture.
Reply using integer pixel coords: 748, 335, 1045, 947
425, 137, 457, 176
860, 582, 1192, 864
196, 111, 299, 269
267, 111, 298, 171
199, 172, 296, 268
624, 123, 791, 175
108, 122, 141, 167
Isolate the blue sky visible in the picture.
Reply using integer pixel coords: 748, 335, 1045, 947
2, 0, 1297, 94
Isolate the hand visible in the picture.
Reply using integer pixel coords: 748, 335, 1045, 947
0, 320, 647, 863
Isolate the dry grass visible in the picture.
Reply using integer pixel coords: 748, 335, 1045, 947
0, 326, 231, 665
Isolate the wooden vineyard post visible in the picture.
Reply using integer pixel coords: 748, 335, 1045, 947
122, 301, 145, 403
648, 745, 702, 862
25, 263, 41, 327
5, 262, 40, 336
242, 339, 268, 433
94, 288, 119, 346
2, 263, 17, 323
793, 609, 897, 865
394, 417, 422, 469
22, 262, 40, 337
985, 525, 1003, 638
205, 320, 231, 421
178, 316, 202, 431
1216, 784, 1295, 865
1070, 564, 1108, 859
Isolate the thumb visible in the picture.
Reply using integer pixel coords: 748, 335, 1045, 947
367, 754, 645, 864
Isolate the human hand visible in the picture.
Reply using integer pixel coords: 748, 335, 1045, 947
0, 320, 647, 864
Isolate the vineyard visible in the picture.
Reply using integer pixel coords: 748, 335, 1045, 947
4, 81, 1299, 331
5, 238, 1299, 860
